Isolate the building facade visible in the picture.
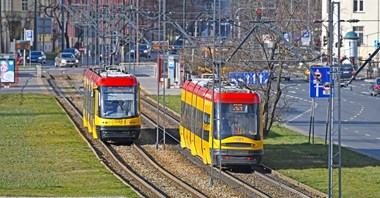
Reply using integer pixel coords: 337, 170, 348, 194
0, 0, 34, 53
321, 0, 380, 70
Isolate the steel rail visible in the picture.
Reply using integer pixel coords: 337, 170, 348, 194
47, 72, 167, 198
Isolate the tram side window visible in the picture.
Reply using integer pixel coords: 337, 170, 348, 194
202, 113, 210, 141
184, 103, 191, 129
180, 101, 186, 124
195, 108, 202, 137
190, 105, 196, 133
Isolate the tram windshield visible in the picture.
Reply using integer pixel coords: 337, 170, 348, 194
214, 103, 260, 140
99, 86, 137, 118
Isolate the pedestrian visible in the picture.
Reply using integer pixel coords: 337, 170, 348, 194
0, 60, 15, 83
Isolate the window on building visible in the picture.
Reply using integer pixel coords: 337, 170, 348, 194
353, 26, 364, 46
22, 0, 28, 11
353, 0, 364, 12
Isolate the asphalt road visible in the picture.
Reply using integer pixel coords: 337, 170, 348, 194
283, 78, 380, 160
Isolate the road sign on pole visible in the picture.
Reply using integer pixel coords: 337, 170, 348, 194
25, 30, 33, 46
309, 67, 331, 98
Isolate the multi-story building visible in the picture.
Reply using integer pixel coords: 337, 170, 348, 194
0, 0, 34, 53
0, 0, 234, 54
321, 0, 380, 73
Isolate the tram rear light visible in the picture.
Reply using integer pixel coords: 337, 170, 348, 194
248, 157, 252, 161
225, 156, 229, 160
375, 85, 380, 90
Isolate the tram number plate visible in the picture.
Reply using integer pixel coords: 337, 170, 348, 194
234, 137, 244, 141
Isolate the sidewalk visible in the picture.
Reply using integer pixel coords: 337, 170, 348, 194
0, 69, 51, 94
138, 76, 181, 95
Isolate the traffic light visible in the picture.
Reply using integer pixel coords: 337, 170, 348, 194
256, 8, 262, 20
124, 38, 130, 48
323, 36, 328, 46
335, 35, 343, 48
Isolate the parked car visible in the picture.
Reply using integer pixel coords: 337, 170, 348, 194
130, 44, 151, 58
62, 48, 81, 59
27, 51, 46, 64
369, 77, 380, 96
54, 52, 79, 67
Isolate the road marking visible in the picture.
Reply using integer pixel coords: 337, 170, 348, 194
365, 134, 370, 137
287, 100, 317, 122
354, 131, 359, 133
376, 137, 380, 140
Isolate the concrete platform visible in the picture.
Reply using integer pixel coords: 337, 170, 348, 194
138, 76, 181, 95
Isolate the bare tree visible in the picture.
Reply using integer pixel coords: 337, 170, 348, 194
39, 0, 78, 51
180, 0, 322, 138
3, 12, 33, 42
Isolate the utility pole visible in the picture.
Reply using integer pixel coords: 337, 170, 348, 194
95, 0, 99, 65
0, 0, 2, 53
136, 0, 140, 62
34, 0, 38, 50
61, 0, 64, 51
327, 1, 342, 197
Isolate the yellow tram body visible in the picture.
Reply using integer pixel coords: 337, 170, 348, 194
83, 67, 142, 142
180, 79, 264, 166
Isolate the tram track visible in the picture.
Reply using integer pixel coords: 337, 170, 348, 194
140, 89, 328, 198
46, 72, 207, 197
47, 71, 327, 198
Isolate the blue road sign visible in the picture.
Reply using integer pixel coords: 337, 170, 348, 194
374, 40, 379, 48
229, 72, 269, 85
25, 30, 33, 41
309, 67, 331, 98
283, 32, 290, 42
302, 31, 310, 38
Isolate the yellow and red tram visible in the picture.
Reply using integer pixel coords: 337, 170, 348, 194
83, 66, 142, 142
180, 78, 263, 166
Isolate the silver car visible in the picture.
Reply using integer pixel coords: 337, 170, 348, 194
55, 52, 79, 67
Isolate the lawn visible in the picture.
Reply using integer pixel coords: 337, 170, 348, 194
152, 94, 380, 197
0, 94, 139, 197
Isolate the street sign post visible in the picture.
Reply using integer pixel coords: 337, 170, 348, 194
309, 67, 331, 98
301, 30, 311, 46
283, 32, 291, 42
25, 30, 33, 46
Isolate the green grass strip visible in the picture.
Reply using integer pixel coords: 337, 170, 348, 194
0, 94, 139, 197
